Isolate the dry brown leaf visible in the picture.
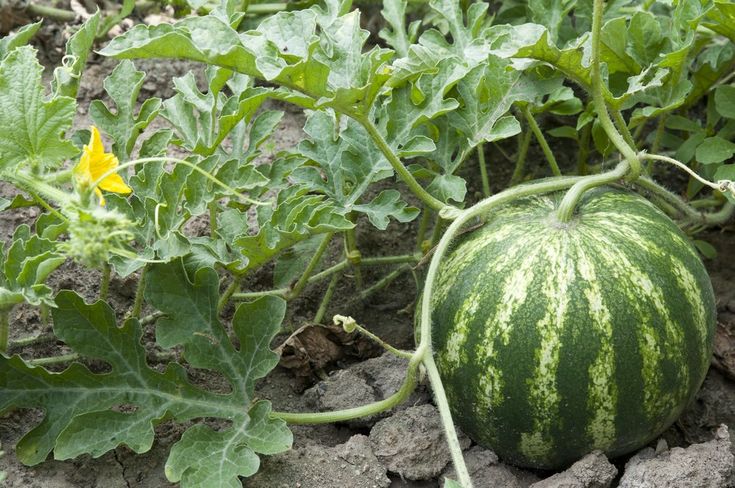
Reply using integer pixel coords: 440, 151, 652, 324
276, 323, 380, 378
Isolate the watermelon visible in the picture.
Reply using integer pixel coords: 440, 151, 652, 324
430, 185, 716, 469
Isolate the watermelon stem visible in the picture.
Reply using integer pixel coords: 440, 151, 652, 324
424, 354, 474, 487
589, 0, 642, 180
633, 176, 735, 228
556, 162, 630, 222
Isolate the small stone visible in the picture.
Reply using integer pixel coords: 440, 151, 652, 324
369, 404, 470, 480
531, 451, 617, 488
618, 425, 735, 488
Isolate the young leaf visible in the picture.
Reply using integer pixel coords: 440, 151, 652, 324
0, 21, 41, 59
0, 47, 77, 171
0, 269, 292, 487
53, 11, 100, 99
0, 225, 65, 308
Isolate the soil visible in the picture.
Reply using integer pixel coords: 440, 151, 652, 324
2, 16, 735, 488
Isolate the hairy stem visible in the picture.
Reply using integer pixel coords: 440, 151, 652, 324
424, 354, 472, 487
26, 2, 77, 21
591, 0, 642, 180
344, 228, 364, 289
477, 143, 491, 197
271, 347, 424, 424
344, 265, 413, 307
356, 116, 448, 213
30, 353, 80, 366
510, 130, 532, 185
289, 233, 334, 299
314, 274, 339, 324
522, 106, 561, 177
556, 162, 630, 222
7, 332, 56, 351
415, 207, 432, 254
231, 254, 420, 301
218, 279, 241, 313
0, 309, 10, 353
577, 123, 592, 175
611, 108, 637, 150
130, 267, 146, 319
333, 315, 413, 359
633, 177, 735, 227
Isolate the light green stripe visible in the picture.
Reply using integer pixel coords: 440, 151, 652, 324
475, 243, 545, 414
576, 245, 617, 449
520, 235, 572, 461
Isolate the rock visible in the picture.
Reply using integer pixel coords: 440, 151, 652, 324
247, 434, 390, 488
369, 404, 471, 480
303, 353, 428, 426
441, 446, 540, 488
618, 425, 735, 488
531, 451, 617, 488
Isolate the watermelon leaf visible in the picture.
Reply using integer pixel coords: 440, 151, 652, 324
0, 262, 291, 487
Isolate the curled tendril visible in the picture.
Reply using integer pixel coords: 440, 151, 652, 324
716, 180, 735, 198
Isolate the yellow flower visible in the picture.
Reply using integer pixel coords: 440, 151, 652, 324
74, 126, 131, 206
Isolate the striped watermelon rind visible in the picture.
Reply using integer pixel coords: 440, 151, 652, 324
430, 185, 716, 469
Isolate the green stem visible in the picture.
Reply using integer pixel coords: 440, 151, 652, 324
556, 162, 630, 222
271, 347, 424, 424
208, 201, 218, 236
0, 309, 10, 353
650, 115, 668, 155
344, 228, 364, 289
522, 105, 562, 177
344, 265, 411, 307
245, 3, 288, 14
289, 233, 334, 299
356, 117, 448, 213
218, 279, 241, 313
314, 274, 339, 324
26, 3, 77, 21
510, 130, 533, 185
424, 354, 473, 487
611, 109, 637, 150
30, 353, 80, 366
590, 0, 641, 180
7, 332, 56, 351
477, 143, 491, 197
99, 263, 111, 301
634, 177, 735, 226
44, 169, 71, 185
11, 171, 76, 209
333, 315, 413, 359
130, 267, 146, 319
577, 123, 592, 175
430, 214, 446, 247
415, 207, 432, 254
231, 254, 420, 301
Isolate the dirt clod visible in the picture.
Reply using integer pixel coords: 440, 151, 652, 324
441, 445, 540, 488
247, 434, 390, 488
369, 404, 470, 480
303, 353, 428, 426
618, 424, 735, 488
530, 451, 617, 488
